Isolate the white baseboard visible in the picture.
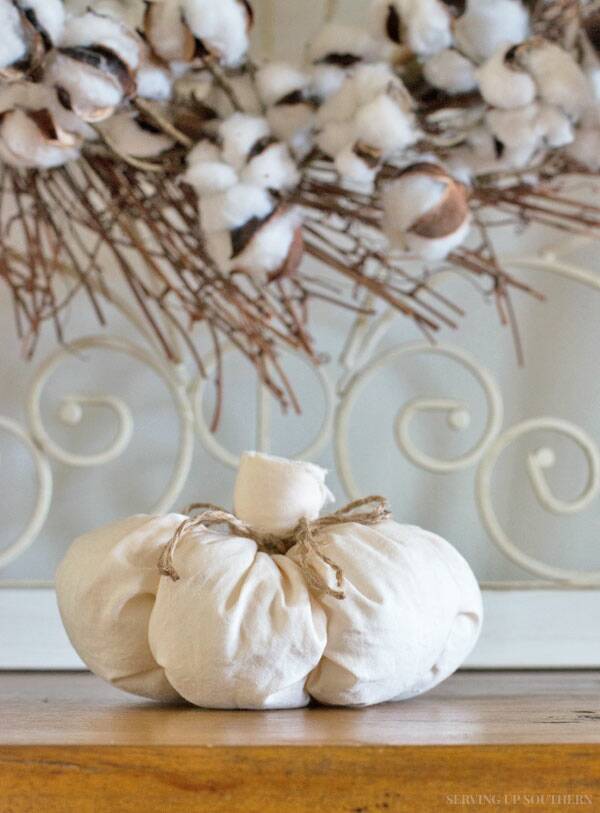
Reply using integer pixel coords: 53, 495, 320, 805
0, 587, 599, 670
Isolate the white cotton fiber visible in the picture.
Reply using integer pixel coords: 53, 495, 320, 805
182, 0, 249, 67
311, 64, 346, 101
353, 94, 417, 153
317, 121, 355, 157
20, 0, 65, 44
537, 105, 574, 148
185, 160, 239, 195
383, 173, 447, 233
187, 138, 221, 165
519, 41, 591, 120
335, 145, 378, 186
199, 183, 273, 233
45, 52, 123, 121
256, 62, 309, 106
220, 113, 270, 169
241, 142, 300, 192
399, 0, 452, 56
0, 0, 26, 71
423, 49, 477, 95
476, 46, 536, 109
61, 12, 142, 69
136, 60, 173, 100
567, 127, 600, 171
485, 105, 541, 151
454, 0, 529, 64
235, 209, 298, 277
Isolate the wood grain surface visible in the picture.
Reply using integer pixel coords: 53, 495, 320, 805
1, 745, 599, 813
2, 670, 600, 746
1, 672, 599, 812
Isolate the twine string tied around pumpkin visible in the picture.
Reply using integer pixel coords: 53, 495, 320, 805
158, 496, 392, 600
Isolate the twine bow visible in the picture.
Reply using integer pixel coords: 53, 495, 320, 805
158, 496, 392, 600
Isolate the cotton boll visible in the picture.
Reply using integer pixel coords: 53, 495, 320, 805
484, 106, 546, 168
353, 62, 405, 106
187, 137, 221, 166
206, 71, 261, 118
382, 163, 471, 261
19, 0, 65, 44
317, 120, 355, 157
256, 62, 310, 107
370, 0, 452, 56
404, 218, 472, 262
0, 107, 81, 169
206, 208, 301, 281
308, 23, 379, 68
310, 64, 346, 101
485, 105, 542, 149
99, 111, 175, 157
199, 183, 273, 234
241, 142, 300, 192
267, 103, 315, 159
335, 144, 379, 187
317, 78, 360, 126
144, 0, 196, 63
220, 113, 270, 169
60, 11, 143, 70
0, 1, 27, 75
383, 169, 447, 233
476, 45, 536, 109
395, 0, 453, 56
515, 39, 591, 120
185, 160, 239, 195
567, 126, 600, 171
45, 51, 125, 122
182, 0, 252, 67
454, 0, 529, 64
423, 49, 477, 95
0, 81, 89, 139
136, 59, 173, 100
317, 64, 417, 166
233, 208, 301, 281
446, 125, 524, 178
353, 94, 417, 153
73, 0, 147, 30
537, 104, 573, 148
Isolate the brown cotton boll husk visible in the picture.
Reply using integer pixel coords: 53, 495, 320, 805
239, 0, 254, 30
353, 141, 383, 169
25, 108, 80, 148
231, 204, 301, 281
46, 46, 137, 123
269, 223, 304, 282
401, 164, 470, 239
144, 2, 197, 64
0, 8, 46, 82
584, 10, 600, 55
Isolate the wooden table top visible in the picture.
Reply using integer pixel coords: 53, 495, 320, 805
2, 669, 600, 746
2, 671, 599, 812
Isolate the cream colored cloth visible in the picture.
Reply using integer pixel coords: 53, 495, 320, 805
56, 452, 483, 708
56, 513, 185, 702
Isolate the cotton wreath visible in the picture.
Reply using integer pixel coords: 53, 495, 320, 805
1, 0, 600, 409
0, 0, 596, 264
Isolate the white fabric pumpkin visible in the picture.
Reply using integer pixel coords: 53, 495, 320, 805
56, 452, 482, 709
